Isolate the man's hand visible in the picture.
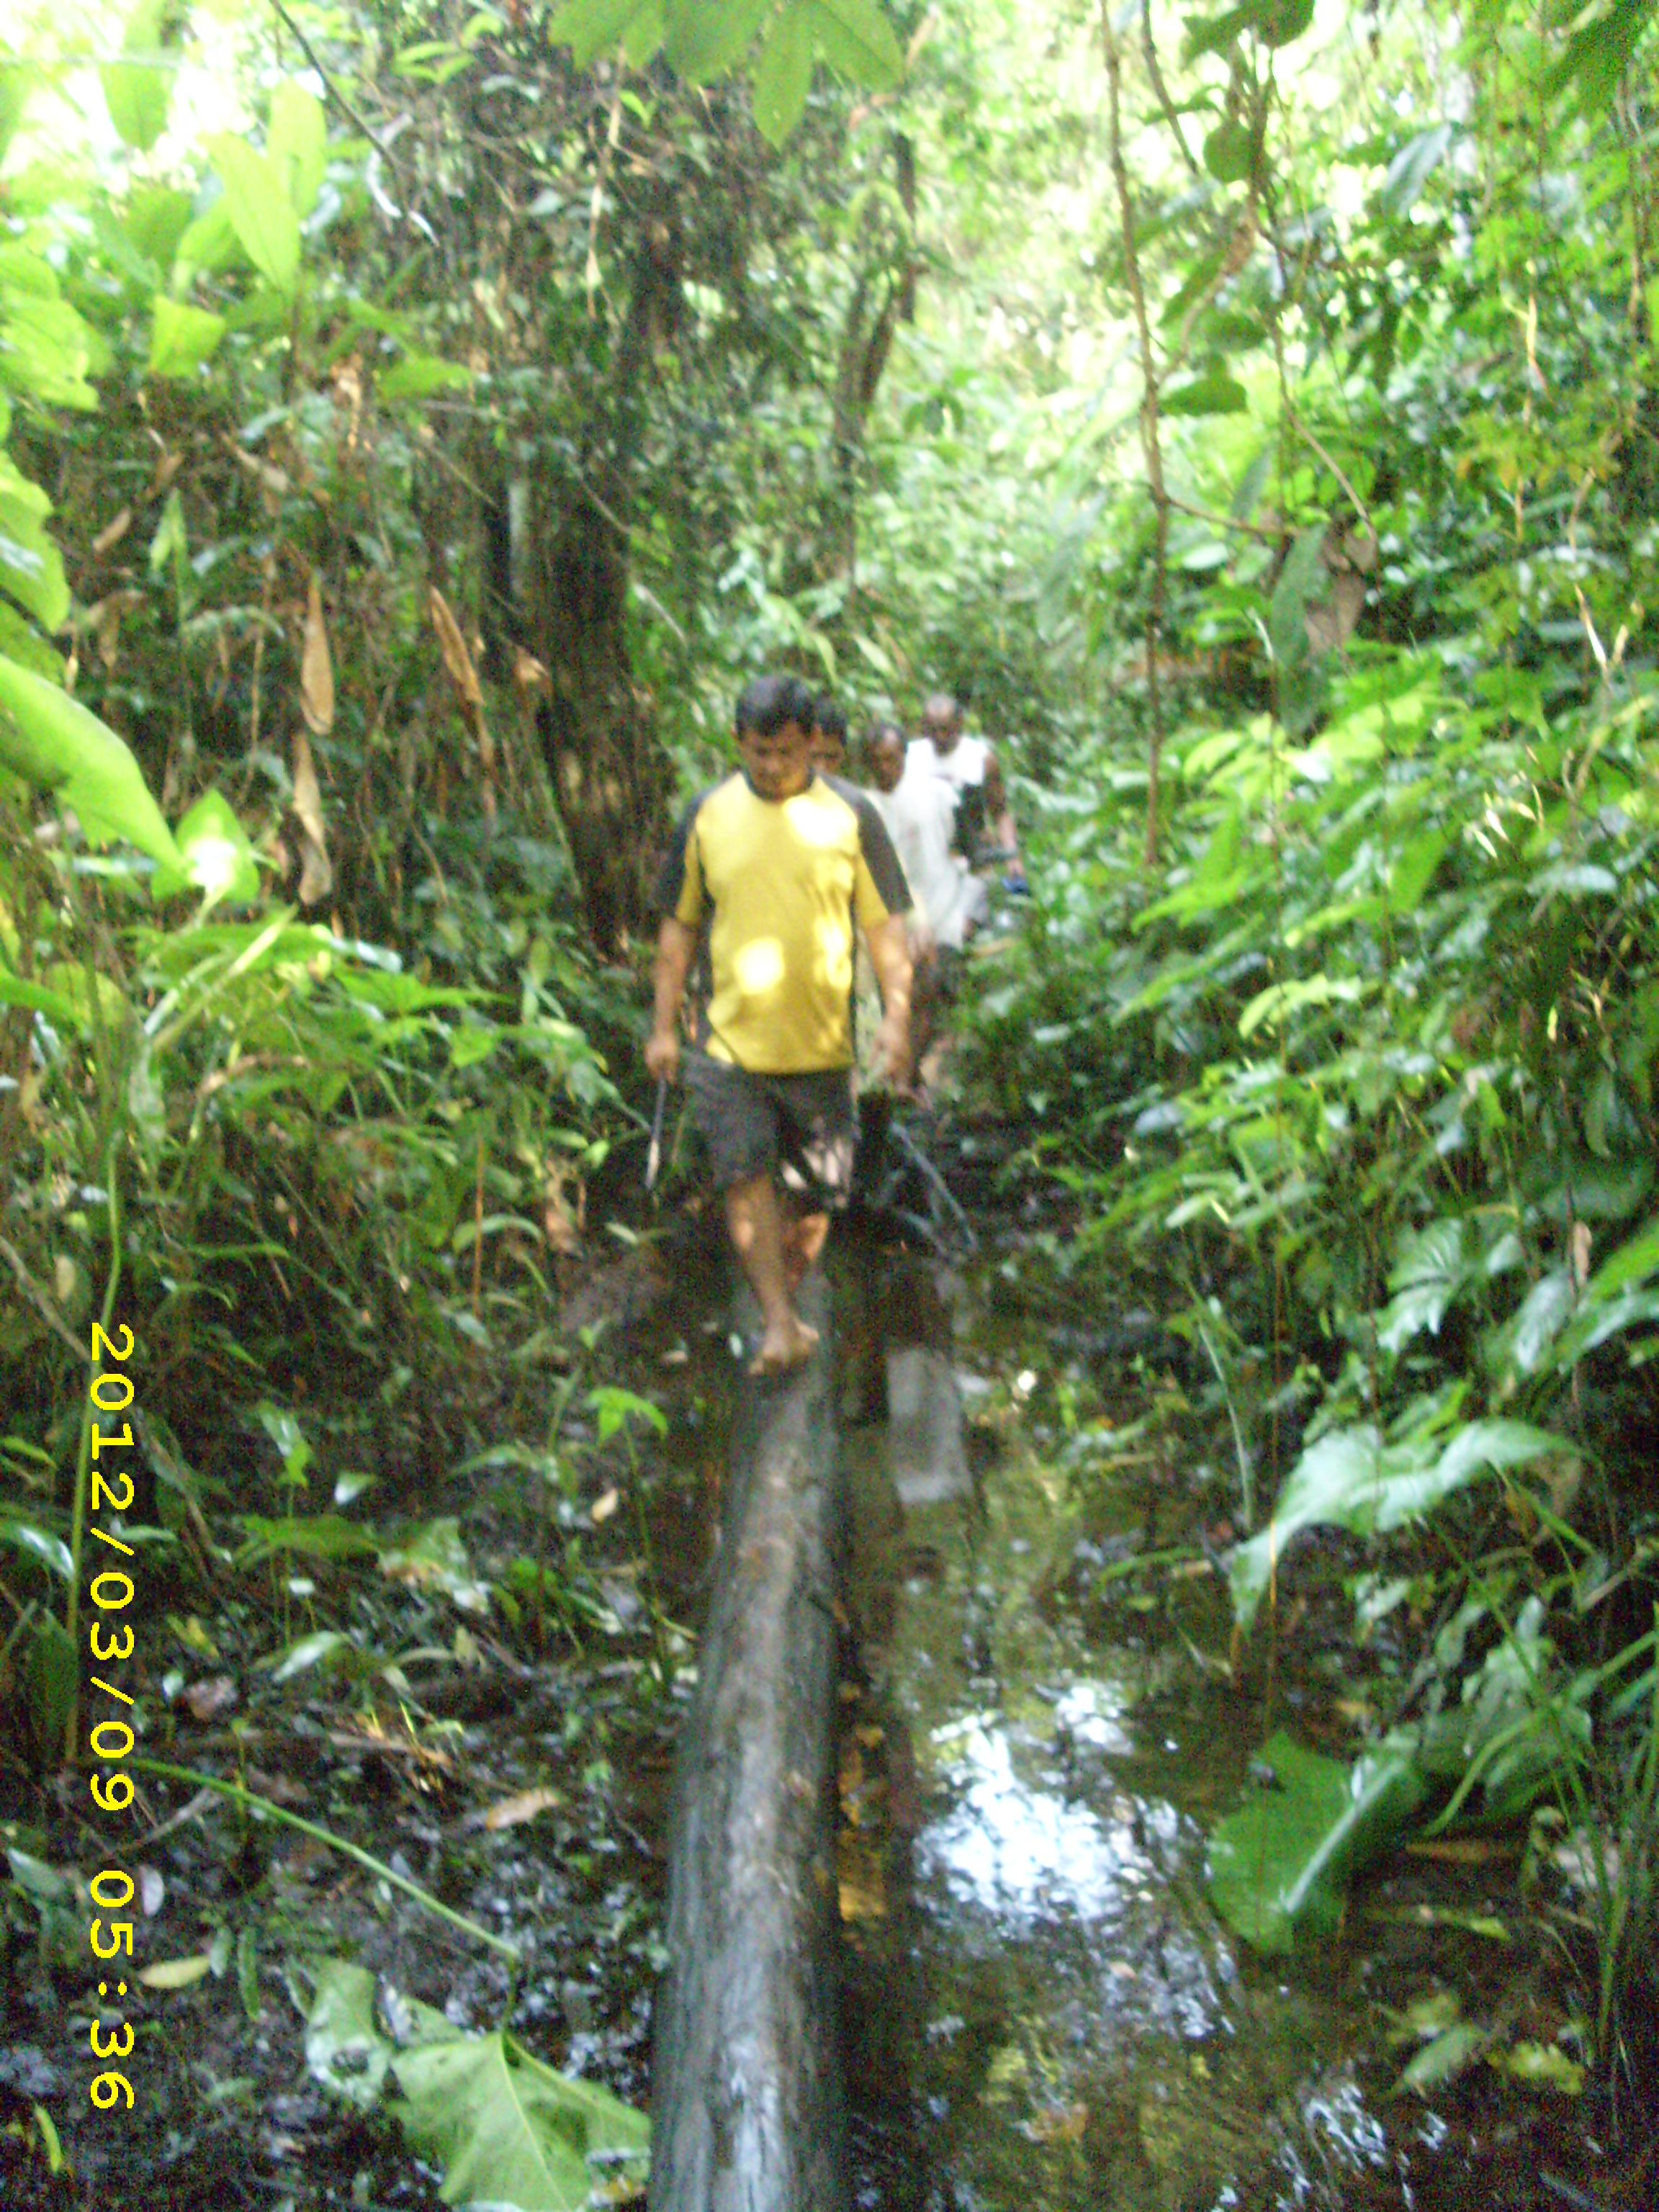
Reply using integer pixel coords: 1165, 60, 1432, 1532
645, 1026, 681, 1083
873, 1009, 911, 1089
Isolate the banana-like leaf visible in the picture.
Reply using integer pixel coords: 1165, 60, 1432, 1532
1209, 1730, 1425, 1954
753, 1, 814, 145
395, 2030, 649, 2210
0, 654, 181, 868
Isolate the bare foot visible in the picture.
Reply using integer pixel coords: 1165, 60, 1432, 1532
748, 1316, 820, 1376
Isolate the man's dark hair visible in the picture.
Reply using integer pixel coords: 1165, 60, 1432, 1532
734, 673, 816, 739
866, 720, 903, 755
811, 695, 849, 743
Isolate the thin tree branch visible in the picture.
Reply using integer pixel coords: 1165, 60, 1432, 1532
0, 1235, 91, 1363
1142, 0, 1200, 176
265, 0, 400, 166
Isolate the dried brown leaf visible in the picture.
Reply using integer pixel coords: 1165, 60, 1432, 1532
182, 1675, 238, 1722
477, 1785, 561, 1832
291, 725, 333, 907
300, 575, 335, 735
91, 508, 132, 559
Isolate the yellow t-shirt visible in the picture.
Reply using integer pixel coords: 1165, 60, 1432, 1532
656, 771, 909, 1073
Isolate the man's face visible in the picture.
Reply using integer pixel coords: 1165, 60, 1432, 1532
740, 719, 814, 801
922, 702, 961, 754
810, 727, 846, 775
868, 734, 904, 793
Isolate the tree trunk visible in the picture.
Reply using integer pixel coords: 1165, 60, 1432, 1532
648, 1272, 848, 2212
523, 486, 673, 957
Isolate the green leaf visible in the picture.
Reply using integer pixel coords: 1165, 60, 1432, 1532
753, 1, 814, 144
379, 353, 474, 401
663, 0, 772, 80
207, 137, 301, 300
378, 1516, 490, 1614
547, 0, 662, 68
303, 1961, 456, 2110
1376, 1220, 1467, 1354
0, 282, 97, 410
0, 600, 63, 683
1230, 1420, 1558, 1630
1249, 0, 1314, 47
0, 462, 68, 632
268, 81, 327, 218
25, 1614, 77, 1753
1377, 124, 1454, 219
0, 971, 84, 1030
153, 788, 260, 907
1547, 0, 1654, 110
1208, 1730, 1426, 1954
1203, 118, 1256, 184
1393, 2023, 1487, 2097
268, 1629, 356, 1682
1237, 972, 1367, 1038
1161, 371, 1249, 417
102, 0, 176, 153
393, 2028, 649, 2211
805, 0, 904, 87
172, 197, 242, 287
0, 1514, 73, 1583
621, 1, 668, 63
0, 655, 181, 867
1491, 2041, 1586, 2095
147, 294, 227, 379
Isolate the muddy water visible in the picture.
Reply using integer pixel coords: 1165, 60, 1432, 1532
834, 1267, 1545, 2212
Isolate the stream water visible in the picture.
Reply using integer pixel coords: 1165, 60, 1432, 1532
827, 1244, 1596, 2212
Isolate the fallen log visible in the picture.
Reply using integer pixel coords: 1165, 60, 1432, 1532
648, 1271, 848, 2212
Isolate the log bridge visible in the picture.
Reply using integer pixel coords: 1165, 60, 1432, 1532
648, 1271, 848, 2212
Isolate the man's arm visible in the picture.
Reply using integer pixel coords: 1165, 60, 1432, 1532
865, 911, 914, 1088
647, 916, 698, 1081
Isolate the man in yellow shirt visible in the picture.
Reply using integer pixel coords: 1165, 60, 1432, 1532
647, 675, 913, 1373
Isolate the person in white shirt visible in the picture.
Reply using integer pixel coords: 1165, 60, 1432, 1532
908, 692, 1024, 885
866, 722, 986, 1082
866, 724, 986, 953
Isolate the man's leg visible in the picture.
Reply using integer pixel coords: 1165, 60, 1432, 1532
726, 1172, 819, 1374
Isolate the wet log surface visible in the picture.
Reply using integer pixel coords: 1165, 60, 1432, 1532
648, 1270, 848, 2212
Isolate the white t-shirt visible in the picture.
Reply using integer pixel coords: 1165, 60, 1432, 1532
907, 732, 992, 794
870, 766, 987, 950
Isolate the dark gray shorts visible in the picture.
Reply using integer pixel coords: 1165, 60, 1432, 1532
684, 1050, 855, 1205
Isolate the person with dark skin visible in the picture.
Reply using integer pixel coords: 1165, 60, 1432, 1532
647, 675, 913, 1374
809, 695, 849, 777
912, 692, 1025, 885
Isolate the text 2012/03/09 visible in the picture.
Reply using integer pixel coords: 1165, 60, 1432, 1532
83, 1320, 140, 2116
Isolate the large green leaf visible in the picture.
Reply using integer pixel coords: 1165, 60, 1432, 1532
0, 655, 181, 868
303, 1961, 649, 2208
153, 787, 260, 907
0, 263, 98, 409
806, 0, 904, 86
207, 138, 301, 300
268, 81, 327, 218
147, 294, 227, 379
546, 0, 664, 68
664, 0, 773, 80
753, 1, 814, 145
302, 1960, 457, 2111
395, 2031, 649, 2210
102, 0, 176, 153
1208, 1730, 1425, 1954
1230, 1419, 1559, 1629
